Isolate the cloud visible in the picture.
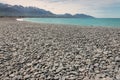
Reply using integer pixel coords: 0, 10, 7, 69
40, 0, 72, 3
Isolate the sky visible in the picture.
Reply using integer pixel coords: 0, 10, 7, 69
0, 0, 120, 18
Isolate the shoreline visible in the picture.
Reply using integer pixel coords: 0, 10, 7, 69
18, 17, 120, 28
0, 18, 120, 80
16, 18, 24, 21
16, 17, 120, 29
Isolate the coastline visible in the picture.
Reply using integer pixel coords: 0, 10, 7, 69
21, 18, 120, 28
0, 18, 120, 80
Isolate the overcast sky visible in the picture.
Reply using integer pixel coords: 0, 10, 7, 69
0, 0, 120, 18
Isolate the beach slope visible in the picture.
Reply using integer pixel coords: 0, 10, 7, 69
0, 18, 120, 80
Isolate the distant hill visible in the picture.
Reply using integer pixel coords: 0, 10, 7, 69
56, 13, 94, 18
0, 3, 54, 17
0, 3, 94, 18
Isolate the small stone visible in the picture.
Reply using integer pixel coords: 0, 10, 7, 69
94, 54, 101, 58
26, 63, 32, 66
46, 43, 52, 47
7, 66, 11, 69
79, 68, 85, 72
12, 52, 18, 56
115, 56, 120, 62
10, 47, 17, 52
0, 54, 5, 59
102, 77, 113, 80
4, 77, 10, 80
94, 63, 99, 66
116, 74, 120, 80
95, 74, 105, 79
9, 74, 15, 77
86, 59, 91, 64
83, 77, 89, 80
96, 48, 103, 53
41, 43, 45, 46
103, 51, 108, 54
24, 74, 30, 79
13, 75, 22, 79
34, 72, 39, 75
95, 69, 100, 73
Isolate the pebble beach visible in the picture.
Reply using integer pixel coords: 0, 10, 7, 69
0, 18, 120, 80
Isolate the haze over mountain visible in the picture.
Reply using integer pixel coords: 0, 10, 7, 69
0, 3, 94, 18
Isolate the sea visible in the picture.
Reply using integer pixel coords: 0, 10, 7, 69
23, 18, 120, 28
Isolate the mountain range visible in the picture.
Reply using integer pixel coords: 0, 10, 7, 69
0, 3, 94, 18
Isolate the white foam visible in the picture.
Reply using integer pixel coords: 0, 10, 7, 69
16, 18, 23, 21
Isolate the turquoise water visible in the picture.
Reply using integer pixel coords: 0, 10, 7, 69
24, 18, 120, 28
